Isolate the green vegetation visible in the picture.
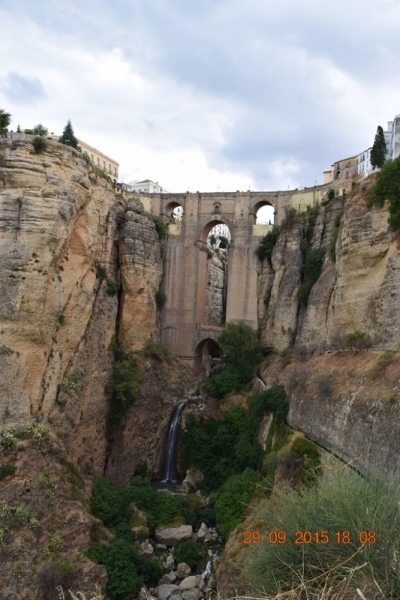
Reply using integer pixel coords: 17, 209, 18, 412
58, 314, 66, 325
33, 124, 48, 136
203, 322, 262, 400
33, 136, 48, 154
368, 350, 396, 379
105, 330, 141, 429
94, 166, 113, 183
0, 108, 11, 132
153, 215, 167, 240
297, 247, 325, 306
245, 463, 400, 598
0, 464, 16, 480
58, 120, 79, 149
173, 539, 205, 568
59, 368, 84, 397
329, 211, 343, 262
96, 264, 107, 279
215, 468, 258, 538
256, 228, 279, 263
218, 235, 229, 249
139, 339, 176, 365
81, 151, 91, 164
155, 290, 167, 310
183, 386, 288, 492
291, 437, 320, 483
105, 278, 121, 297
367, 156, 400, 230
345, 330, 372, 351
370, 125, 387, 169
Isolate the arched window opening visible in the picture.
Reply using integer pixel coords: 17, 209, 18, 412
164, 201, 184, 222
214, 204, 220, 214
253, 201, 274, 225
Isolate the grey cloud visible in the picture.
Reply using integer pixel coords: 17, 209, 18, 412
0, 72, 47, 105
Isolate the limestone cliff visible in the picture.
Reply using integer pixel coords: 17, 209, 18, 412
259, 179, 400, 353
0, 137, 164, 476
203, 251, 227, 327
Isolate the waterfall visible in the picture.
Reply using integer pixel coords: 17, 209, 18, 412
160, 403, 185, 484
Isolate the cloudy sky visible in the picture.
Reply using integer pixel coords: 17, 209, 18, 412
1, 0, 399, 192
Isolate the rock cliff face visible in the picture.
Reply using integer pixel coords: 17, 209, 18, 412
259, 180, 400, 353
0, 137, 164, 476
203, 252, 227, 327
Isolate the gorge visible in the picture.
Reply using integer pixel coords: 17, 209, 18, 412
1, 134, 400, 599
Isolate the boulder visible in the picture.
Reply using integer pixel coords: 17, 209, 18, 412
158, 584, 181, 600
178, 576, 198, 591
155, 525, 193, 547
182, 590, 204, 600
165, 555, 175, 570
158, 573, 176, 585
156, 544, 168, 551
176, 562, 191, 579
196, 523, 209, 543
139, 541, 154, 558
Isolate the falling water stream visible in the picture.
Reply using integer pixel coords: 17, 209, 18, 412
159, 402, 185, 484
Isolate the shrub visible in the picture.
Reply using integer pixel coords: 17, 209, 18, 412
60, 368, 84, 397
33, 124, 48, 136
0, 464, 16, 480
368, 350, 396, 379
328, 188, 335, 201
33, 136, 47, 154
367, 156, 400, 230
244, 462, 400, 598
96, 264, 107, 279
218, 321, 262, 382
139, 339, 176, 364
202, 366, 246, 400
81, 151, 91, 164
345, 330, 371, 351
153, 215, 167, 240
329, 211, 343, 262
155, 290, 167, 310
106, 278, 120, 297
215, 468, 258, 538
58, 314, 66, 325
298, 247, 325, 306
105, 352, 141, 429
256, 229, 279, 263
291, 437, 320, 483
173, 538, 204, 568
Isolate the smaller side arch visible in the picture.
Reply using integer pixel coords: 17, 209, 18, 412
163, 201, 184, 221
193, 338, 221, 376
251, 200, 275, 225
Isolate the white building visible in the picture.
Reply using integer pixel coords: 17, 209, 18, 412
357, 113, 400, 180
129, 179, 168, 193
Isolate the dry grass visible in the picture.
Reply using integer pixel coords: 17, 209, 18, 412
57, 587, 103, 600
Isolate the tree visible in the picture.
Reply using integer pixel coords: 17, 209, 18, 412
58, 120, 79, 149
0, 109, 11, 133
33, 124, 48, 136
370, 125, 386, 169
218, 321, 262, 381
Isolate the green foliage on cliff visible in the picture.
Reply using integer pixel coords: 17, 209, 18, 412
256, 228, 279, 263
105, 329, 141, 430
367, 156, 400, 230
245, 463, 400, 598
152, 215, 167, 240
215, 467, 258, 538
173, 539, 205, 567
329, 211, 343, 262
155, 289, 167, 310
33, 136, 47, 154
58, 120, 79, 149
297, 247, 325, 306
0, 108, 11, 132
105, 278, 121, 296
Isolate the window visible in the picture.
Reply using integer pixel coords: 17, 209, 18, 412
97, 158, 100, 166
103, 161, 106, 170
91, 154, 94, 163
108, 164, 111, 173
114, 167, 117, 175
214, 205, 220, 214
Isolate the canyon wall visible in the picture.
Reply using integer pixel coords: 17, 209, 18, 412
0, 137, 166, 476
203, 251, 227, 327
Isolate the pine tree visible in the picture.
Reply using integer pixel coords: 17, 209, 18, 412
58, 120, 79, 149
370, 125, 387, 169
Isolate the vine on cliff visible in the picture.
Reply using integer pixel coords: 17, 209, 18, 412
367, 156, 400, 230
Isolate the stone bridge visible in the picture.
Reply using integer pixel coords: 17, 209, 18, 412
146, 187, 329, 373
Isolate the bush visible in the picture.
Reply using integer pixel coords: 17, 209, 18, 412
153, 215, 167, 240
58, 314, 66, 325
173, 538, 204, 568
368, 350, 396, 379
345, 330, 371, 351
367, 156, 400, 230
96, 264, 107, 279
105, 352, 141, 429
298, 247, 325, 306
215, 468, 258, 538
244, 462, 400, 598
0, 464, 16, 480
329, 211, 343, 262
256, 229, 279, 263
139, 339, 176, 364
106, 278, 121, 297
155, 290, 167, 310
33, 124, 48, 136
218, 321, 262, 382
33, 136, 47, 154
202, 366, 246, 400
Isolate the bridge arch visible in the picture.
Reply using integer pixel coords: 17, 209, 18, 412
193, 337, 222, 376
250, 200, 275, 225
196, 218, 232, 327
163, 201, 184, 221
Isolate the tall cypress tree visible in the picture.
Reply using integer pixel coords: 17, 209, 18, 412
370, 125, 387, 169
58, 120, 79, 149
